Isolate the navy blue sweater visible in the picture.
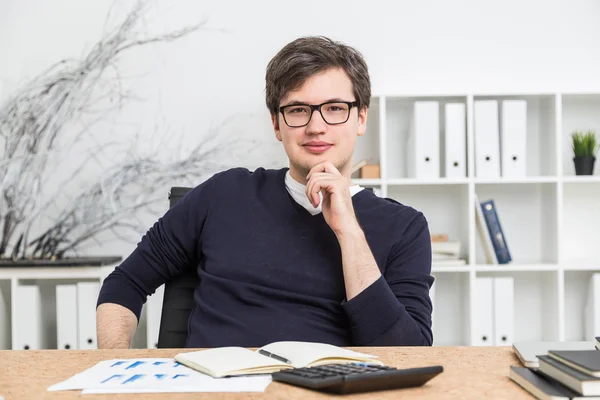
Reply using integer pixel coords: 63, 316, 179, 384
98, 167, 434, 347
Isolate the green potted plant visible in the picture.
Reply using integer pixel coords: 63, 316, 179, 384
571, 130, 599, 175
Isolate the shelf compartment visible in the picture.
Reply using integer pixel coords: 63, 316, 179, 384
475, 182, 558, 264
561, 183, 600, 265
388, 184, 469, 261
384, 96, 468, 180
475, 270, 560, 342
473, 94, 556, 177
431, 272, 470, 345
562, 94, 600, 177
563, 270, 600, 341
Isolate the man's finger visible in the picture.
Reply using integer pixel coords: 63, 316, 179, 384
306, 176, 338, 208
306, 161, 341, 180
306, 171, 331, 182
306, 176, 323, 207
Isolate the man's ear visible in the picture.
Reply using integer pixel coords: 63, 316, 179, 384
357, 106, 368, 137
271, 113, 282, 141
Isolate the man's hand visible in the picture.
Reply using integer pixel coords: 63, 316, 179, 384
306, 161, 381, 300
306, 161, 360, 235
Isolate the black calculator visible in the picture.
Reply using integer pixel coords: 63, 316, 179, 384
271, 363, 443, 394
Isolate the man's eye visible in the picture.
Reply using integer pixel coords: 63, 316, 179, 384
289, 107, 307, 114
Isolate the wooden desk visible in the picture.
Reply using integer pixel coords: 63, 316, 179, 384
0, 346, 532, 399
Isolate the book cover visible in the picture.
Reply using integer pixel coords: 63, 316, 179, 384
548, 350, 600, 377
509, 366, 596, 400
480, 199, 512, 264
538, 355, 600, 396
474, 195, 498, 264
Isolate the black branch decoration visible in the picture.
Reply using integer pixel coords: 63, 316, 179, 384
0, 1, 267, 261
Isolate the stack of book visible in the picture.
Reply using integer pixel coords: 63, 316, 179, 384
510, 339, 600, 399
431, 234, 465, 266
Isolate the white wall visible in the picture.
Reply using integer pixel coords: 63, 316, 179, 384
1, 0, 600, 258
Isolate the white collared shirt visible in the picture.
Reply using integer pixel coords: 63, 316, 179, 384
284, 170, 364, 215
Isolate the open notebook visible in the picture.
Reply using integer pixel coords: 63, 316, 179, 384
174, 341, 383, 378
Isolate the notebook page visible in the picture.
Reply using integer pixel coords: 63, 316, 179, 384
175, 347, 288, 377
258, 342, 381, 368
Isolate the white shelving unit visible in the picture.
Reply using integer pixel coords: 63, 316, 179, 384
1, 92, 598, 350
0, 267, 110, 350
352, 92, 600, 346
0, 265, 155, 350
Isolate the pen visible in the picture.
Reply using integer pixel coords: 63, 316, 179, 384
258, 349, 293, 365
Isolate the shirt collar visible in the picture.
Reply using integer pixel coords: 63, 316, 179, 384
284, 170, 363, 216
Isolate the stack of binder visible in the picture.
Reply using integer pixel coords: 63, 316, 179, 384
474, 276, 514, 346
474, 99, 527, 178
406, 101, 467, 179
510, 346, 600, 399
56, 282, 101, 350
14, 282, 101, 350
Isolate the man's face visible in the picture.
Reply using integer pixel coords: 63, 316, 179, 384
271, 68, 367, 184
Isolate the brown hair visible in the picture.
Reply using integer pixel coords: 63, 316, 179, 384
265, 36, 371, 116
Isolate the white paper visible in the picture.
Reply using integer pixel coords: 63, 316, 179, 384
48, 358, 272, 394
258, 341, 381, 368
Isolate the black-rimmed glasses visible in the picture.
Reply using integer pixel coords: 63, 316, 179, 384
279, 101, 359, 128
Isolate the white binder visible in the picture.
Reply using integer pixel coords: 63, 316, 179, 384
501, 100, 527, 178
13, 284, 44, 350
585, 273, 600, 339
406, 101, 440, 179
56, 284, 78, 350
76, 281, 100, 349
430, 279, 436, 344
444, 103, 466, 178
474, 100, 501, 178
146, 284, 165, 349
475, 277, 494, 346
0, 283, 9, 349
493, 277, 514, 346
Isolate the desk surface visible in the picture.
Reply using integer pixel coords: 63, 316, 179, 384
0, 346, 532, 400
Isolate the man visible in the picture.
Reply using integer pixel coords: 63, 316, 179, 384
97, 36, 434, 349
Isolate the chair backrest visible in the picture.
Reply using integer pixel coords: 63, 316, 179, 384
157, 186, 198, 348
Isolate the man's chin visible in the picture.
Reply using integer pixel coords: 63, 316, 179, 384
300, 158, 344, 173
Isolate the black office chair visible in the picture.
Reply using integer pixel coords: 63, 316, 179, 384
157, 186, 197, 348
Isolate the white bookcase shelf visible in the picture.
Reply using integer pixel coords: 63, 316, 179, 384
1, 92, 598, 350
0, 265, 154, 350
353, 92, 600, 346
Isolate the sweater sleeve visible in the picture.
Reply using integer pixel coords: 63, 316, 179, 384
96, 173, 219, 321
341, 213, 434, 346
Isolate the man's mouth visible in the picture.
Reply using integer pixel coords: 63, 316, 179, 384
303, 142, 333, 154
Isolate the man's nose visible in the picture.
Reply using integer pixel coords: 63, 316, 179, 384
306, 108, 327, 134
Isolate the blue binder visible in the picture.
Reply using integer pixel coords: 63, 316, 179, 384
480, 200, 512, 264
